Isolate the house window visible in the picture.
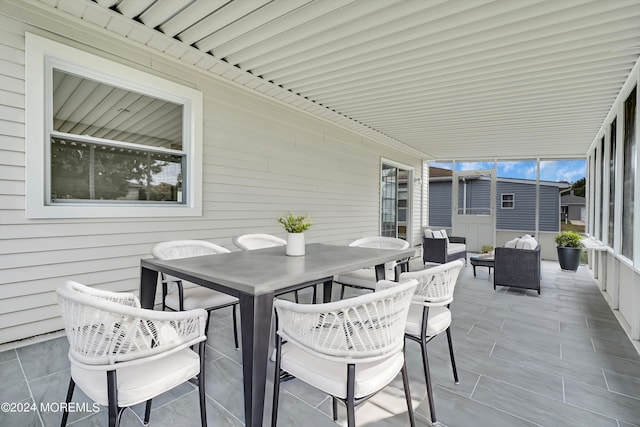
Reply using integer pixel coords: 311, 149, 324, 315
621, 87, 636, 259
501, 193, 515, 209
26, 33, 202, 218
608, 119, 616, 247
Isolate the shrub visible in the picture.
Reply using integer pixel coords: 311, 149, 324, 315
555, 231, 584, 248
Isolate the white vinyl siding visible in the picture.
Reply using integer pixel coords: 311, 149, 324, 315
0, 12, 422, 344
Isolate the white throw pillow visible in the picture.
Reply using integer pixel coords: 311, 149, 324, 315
516, 236, 538, 250
440, 229, 449, 240
424, 229, 434, 238
504, 238, 519, 248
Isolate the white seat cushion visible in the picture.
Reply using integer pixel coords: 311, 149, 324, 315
165, 285, 237, 311
447, 243, 466, 255
404, 304, 451, 337
335, 268, 394, 289
280, 343, 404, 399
71, 348, 200, 407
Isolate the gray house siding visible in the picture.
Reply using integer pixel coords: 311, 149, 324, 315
429, 181, 452, 227
429, 180, 560, 232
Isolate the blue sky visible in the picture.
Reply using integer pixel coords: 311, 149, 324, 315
430, 160, 586, 184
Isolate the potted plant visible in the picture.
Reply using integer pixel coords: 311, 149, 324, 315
555, 231, 584, 271
278, 212, 312, 256
481, 245, 494, 256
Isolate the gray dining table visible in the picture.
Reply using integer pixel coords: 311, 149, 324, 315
139, 242, 416, 427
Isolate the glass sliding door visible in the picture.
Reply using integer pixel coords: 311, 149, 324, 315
381, 162, 410, 240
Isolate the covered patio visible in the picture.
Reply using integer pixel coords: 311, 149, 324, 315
1, 0, 640, 426
2, 259, 639, 426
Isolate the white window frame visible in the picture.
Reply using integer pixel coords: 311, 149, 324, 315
25, 33, 203, 218
501, 193, 515, 209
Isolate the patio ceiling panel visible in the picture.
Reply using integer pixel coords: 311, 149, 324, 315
30, 0, 640, 160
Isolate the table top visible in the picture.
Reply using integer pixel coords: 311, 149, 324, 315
141, 243, 417, 296
470, 254, 495, 262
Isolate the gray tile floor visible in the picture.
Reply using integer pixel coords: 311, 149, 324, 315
1, 259, 639, 427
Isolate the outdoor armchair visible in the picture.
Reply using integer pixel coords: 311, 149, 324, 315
152, 240, 240, 348
422, 228, 467, 265
334, 236, 411, 298
383, 259, 464, 425
271, 279, 419, 427
57, 280, 208, 427
494, 242, 541, 294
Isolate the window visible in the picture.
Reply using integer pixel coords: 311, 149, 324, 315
608, 119, 616, 247
621, 87, 636, 259
501, 193, 515, 209
26, 33, 203, 218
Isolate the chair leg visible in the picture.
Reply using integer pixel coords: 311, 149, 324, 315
332, 397, 338, 421
143, 399, 152, 425
346, 364, 356, 427
294, 290, 300, 303
312, 285, 318, 304
106, 370, 119, 427
198, 342, 207, 427
339, 284, 346, 300
445, 327, 459, 384
271, 339, 283, 427
420, 341, 437, 424
401, 361, 416, 427
61, 377, 75, 426
232, 305, 239, 350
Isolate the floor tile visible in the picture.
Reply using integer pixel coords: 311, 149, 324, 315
564, 377, 640, 425
16, 337, 69, 381
471, 376, 618, 427
603, 369, 640, 399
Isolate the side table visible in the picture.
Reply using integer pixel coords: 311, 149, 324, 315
470, 255, 495, 277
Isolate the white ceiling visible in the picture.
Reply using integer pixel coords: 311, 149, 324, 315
33, 0, 640, 160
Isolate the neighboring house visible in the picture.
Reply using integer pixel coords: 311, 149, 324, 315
561, 190, 586, 222
429, 167, 570, 232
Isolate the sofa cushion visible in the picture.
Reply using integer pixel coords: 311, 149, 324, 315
448, 243, 466, 255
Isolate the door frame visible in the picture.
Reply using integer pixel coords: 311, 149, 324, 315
380, 158, 414, 245
452, 169, 496, 251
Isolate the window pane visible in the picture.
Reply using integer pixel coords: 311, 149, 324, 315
53, 69, 183, 150
51, 138, 183, 202
622, 87, 636, 259
599, 138, 605, 241
608, 119, 616, 247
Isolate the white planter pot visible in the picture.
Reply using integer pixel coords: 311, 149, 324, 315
286, 233, 305, 256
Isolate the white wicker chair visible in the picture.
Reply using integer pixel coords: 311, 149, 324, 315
232, 233, 286, 250
57, 281, 208, 427
334, 236, 411, 298
386, 259, 464, 425
152, 240, 240, 349
271, 279, 419, 427
232, 233, 318, 303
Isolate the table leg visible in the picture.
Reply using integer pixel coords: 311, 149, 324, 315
322, 279, 333, 303
239, 292, 274, 427
374, 263, 386, 282
472, 265, 477, 277
140, 266, 158, 309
